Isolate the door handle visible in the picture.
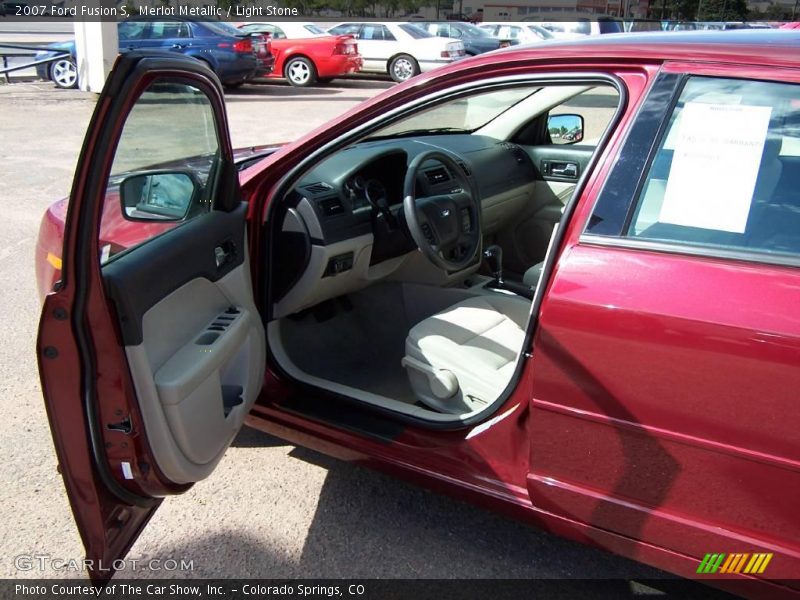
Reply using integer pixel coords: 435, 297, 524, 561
214, 242, 236, 269
551, 163, 578, 178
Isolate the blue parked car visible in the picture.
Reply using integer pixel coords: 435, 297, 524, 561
416, 21, 516, 55
37, 18, 273, 89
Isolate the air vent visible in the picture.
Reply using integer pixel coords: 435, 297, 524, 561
425, 167, 450, 185
303, 182, 333, 195
317, 197, 344, 217
457, 161, 472, 176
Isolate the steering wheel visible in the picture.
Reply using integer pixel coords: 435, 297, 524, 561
403, 150, 481, 272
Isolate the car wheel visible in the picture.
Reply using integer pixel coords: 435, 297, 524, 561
50, 57, 78, 89
284, 57, 317, 87
389, 54, 419, 83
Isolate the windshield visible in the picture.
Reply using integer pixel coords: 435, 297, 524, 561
459, 23, 492, 37
527, 25, 554, 39
399, 23, 432, 39
366, 86, 540, 139
304, 24, 327, 35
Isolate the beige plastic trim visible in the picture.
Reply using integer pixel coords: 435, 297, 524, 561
273, 233, 412, 318
124, 248, 265, 485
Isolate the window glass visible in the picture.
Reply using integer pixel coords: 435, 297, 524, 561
361, 25, 395, 41
100, 82, 220, 264
366, 85, 540, 138
329, 23, 361, 36
399, 24, 431, 39
118, 20, 147, 41
304, 24, 327, 35
628, 77, 800, 259
240, 23, 283, 38
268, 25, 286, 39
148, 21, 190, 39
527, 25, 554, 40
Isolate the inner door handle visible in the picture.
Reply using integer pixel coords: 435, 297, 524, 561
214, 242, 236, 269
551, 163, 578, 178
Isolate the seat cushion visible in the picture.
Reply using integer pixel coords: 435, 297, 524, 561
522, 261, 544, 287
404, 294, 530, 413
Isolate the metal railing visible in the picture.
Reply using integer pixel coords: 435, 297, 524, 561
0, 43, 70, 83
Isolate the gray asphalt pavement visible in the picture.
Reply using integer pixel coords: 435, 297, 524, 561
0, 77, 732, 598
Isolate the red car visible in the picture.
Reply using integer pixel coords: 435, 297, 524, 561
237, 21, 362, 87
38, 32, 800, 597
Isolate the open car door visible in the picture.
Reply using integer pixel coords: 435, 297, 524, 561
36, 52, 265, 581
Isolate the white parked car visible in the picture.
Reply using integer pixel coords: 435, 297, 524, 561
327, 21, 466, 82
478, 22, 555, 44
521, 16, 625, 39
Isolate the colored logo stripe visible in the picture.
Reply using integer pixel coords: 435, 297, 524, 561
697, 553, 773, 575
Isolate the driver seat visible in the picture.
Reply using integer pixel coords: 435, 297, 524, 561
402, 295, 531, 414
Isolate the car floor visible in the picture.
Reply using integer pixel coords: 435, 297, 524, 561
277, 283, 419, 405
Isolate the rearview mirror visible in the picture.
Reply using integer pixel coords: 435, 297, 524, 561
120, 171, 198, 221
548, 113, 584, 145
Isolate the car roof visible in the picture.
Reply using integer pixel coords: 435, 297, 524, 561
499, 30, 800, 67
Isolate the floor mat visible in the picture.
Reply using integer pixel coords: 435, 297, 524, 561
279, 284, 418, 404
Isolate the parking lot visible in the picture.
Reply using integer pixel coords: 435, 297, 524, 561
0, 74, 735, 596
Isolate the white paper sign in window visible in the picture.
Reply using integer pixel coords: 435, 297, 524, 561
658, 102, 772, 234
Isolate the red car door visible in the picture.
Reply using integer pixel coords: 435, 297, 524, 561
529, 62, 800, 589
37, 51, 267, 581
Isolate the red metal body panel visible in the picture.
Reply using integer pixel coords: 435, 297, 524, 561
267, 36, 362, 80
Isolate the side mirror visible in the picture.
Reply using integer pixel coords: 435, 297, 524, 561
548, 113, 585, 145
120, 170, 199, 222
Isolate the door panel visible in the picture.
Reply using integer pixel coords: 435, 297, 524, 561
530, 245, 800, 580
496, 145, 594, 278
37, 52, 264, 580
105, 207, 265, 484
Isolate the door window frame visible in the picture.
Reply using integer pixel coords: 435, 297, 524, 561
581, 62, 800, 270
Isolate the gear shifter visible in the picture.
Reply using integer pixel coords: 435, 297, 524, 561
483, 244, 535, 300
483, 245, 504, 286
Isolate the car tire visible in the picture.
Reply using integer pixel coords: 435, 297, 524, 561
50, 57, 78, 89
389, 54, 419, 83
285, 57, 317, 87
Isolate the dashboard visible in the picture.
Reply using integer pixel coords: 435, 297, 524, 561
272, 134, 537, 317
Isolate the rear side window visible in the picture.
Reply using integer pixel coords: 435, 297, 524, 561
148, 22, 190, 39
627, 77, 800, 260
399, 24, 431, 39
361, 25, 395, 41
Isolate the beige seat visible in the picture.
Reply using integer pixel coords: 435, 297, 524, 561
402, 295, 530, 414
522, 261, 545, 288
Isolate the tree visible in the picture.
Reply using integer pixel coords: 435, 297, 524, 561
697, 0, 749, 19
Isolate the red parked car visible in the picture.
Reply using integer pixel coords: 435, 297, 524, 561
37, 32, 800, 597
237, 21, 362, 87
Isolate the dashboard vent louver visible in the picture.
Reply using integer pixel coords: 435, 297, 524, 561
425, 167, 450, 185
457, 161, 471, 176
303, 182, 333, 195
